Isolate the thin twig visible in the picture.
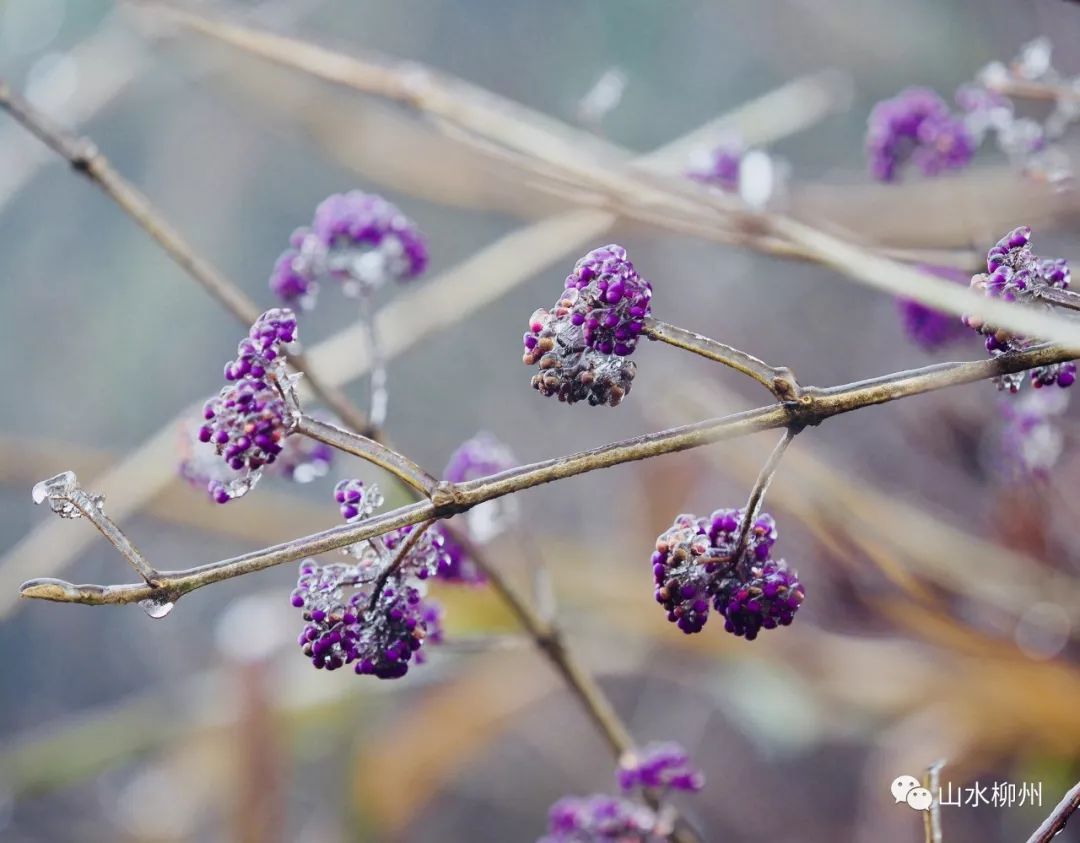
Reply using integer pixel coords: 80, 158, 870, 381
643, 317, 799, 399
442, 524, 700, 843
732, 427, 796, 569
33, 475, 160, 586
367, 520, 434, 611
294, 414, 437, 497
1027, 779, 1080, 843
922, 759, 945, 843
0, 78, 376, 439
19, 342, 1078, 607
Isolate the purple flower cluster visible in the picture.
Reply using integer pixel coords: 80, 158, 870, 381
652, 508, 803, 640
897, 265, 971, 351
866, 88, 975, 182
269, 191, 428, 309
523, 245, 651, 407
434, 432, 519, 584
964, 226, 1076, 392
617, 743, 704, 794
539, 741, 701, 842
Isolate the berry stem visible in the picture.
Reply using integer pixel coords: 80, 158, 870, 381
357, 295, 390, 429
19, 342, 1079, 607
732, 427, 796, 570
0, 79, 379, 442
56, 486, 161, 587
643, 317, 800, 399
366, 519, 435, 612
293, 414, 438, 497
1026, 778, 1080, 843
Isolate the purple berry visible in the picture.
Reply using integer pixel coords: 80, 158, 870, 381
866, 87, 975, 182
617, 742, 704, 793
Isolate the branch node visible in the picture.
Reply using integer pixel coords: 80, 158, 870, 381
431, 480, 467, 516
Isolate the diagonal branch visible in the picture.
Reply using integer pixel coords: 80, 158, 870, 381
19, 342, 1078, 607
0, 79, 376, 439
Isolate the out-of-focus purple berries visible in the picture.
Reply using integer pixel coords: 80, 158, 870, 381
652, 508, 801, 640
617, 743, 704, 794
268, 191, 428, 308
686, 141, 742, 192
539, 795, 663, 842
897, 265, 972, 351
964, 226, 1076, 392
997, 389, 1068, 480
434, 432, 519, 584
524, 245, 651, 407
866, 88, 975, 182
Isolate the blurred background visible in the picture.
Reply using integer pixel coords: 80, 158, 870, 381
3, 1, 1080, 840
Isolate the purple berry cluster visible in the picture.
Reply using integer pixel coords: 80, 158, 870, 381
224, 308, 297, 382
197, 382, 290, 503
292, 559, 441, 678
617, 743, 705, 794
866, 87, 975, 182
269, 191, 428, 309
434, 432, 519, 584
192, 309, 300, 503
997, 389, 1068, 480
539, 741, 702, 842
652, 508, 803, 640
523, 245, 651, 407
964, 226, 1076, 392
897, 265, 971, 351
291, 480, 447, 679
540, 796, 663, 843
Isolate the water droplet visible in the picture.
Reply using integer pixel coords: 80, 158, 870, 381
139, 596, 174, 619
31, 469, 77, 504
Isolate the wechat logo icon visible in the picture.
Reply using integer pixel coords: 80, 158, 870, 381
892, 775, 934, 811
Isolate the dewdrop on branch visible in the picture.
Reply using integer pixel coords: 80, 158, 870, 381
31, 471, 98, 519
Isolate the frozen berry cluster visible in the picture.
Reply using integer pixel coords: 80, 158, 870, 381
523, 245, 652, 407
652, 508, 803, 640
617, 743, 705, 794
964, 226, 1076, 392
291, 480, 447, 679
